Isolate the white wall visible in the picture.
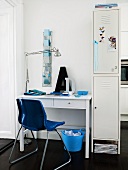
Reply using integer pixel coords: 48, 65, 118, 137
15, 3, 25, 96
24, 0, 106, 93
106, 0, 128, 3
23, 0, 106, 136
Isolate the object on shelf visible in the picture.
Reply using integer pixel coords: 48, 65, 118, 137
95, 3, 118, 9
94, 143, 117, 154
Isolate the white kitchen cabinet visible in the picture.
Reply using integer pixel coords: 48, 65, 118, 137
120, 4, 128, 59
93, 76, 119, 139
121, 32, 128, 57
120, 87, 128, 115
93, 9, 119, 74
120, 3, 128, 121
120, 5, 128, 31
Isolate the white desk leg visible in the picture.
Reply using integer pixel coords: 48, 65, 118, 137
20, 127, 25, 152
33, 131, 37, 139
85, 100, 90, 158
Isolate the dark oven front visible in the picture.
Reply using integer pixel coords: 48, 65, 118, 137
121, 60, 128, 85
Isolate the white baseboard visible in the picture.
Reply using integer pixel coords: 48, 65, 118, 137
27, 125, 86, 140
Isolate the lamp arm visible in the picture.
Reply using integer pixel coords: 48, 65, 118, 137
25, 51, 44, 56
24, 47, 61, 92
25, 47, 59, 57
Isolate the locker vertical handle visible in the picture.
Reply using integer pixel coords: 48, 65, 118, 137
94, 40, 98, 72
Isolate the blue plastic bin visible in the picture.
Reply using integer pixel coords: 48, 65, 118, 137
61, 129, 85, 152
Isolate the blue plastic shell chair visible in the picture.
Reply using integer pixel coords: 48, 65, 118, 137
9, 99, 71, 170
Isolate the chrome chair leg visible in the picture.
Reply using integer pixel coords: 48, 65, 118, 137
40, 131, 49, 170
40, 130, 71, 170
54, 129, 71, 170
9, 126, 38, 164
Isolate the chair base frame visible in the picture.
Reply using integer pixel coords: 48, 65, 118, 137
9, 127, 71, 169
9, 126, 38, 164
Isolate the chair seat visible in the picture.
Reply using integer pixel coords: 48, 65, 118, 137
46, 120, 65, 131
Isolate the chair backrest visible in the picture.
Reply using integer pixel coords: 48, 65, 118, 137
16, 99, 47, 131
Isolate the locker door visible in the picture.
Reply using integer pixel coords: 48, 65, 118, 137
93, 10, 119, 73
93, 76, 119, 139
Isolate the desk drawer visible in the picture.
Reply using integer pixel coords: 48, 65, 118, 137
54, 99, 86, 109
40, 99, 53, 107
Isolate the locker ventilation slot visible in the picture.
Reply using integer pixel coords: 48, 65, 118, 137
101, 82, 111, 89
101, 15, 111, 24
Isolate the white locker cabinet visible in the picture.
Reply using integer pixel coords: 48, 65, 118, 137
92, 8, 120, 154
93, 9, 119, 74
93, 76, 119, 139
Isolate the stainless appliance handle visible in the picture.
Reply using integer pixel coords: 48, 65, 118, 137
121, 65, 128, 66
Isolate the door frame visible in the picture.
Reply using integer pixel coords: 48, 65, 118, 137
4, 0, 24, 137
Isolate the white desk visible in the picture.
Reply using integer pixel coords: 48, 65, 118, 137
19, 94, 92, 158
